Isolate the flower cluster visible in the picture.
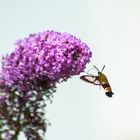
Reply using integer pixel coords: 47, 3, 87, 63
0, 30, 92, 140
2, 31, 92, 92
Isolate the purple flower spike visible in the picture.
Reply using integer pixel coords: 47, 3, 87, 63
0, 30, 92, 140
2, 31, 92, 92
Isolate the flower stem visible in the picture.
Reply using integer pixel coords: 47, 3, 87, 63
12, 112, 21, 140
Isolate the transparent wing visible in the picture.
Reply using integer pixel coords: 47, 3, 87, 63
80, 75, 101, 85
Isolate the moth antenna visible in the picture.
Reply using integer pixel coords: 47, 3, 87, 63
93, 65, 100, 72
101, 65, 105, 72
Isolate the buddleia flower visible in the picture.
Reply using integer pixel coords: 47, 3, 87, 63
0, 30, 92, 140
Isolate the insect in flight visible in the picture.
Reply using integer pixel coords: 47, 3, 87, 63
80, 65, 114, 97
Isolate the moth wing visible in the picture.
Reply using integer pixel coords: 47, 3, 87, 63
80, 75, 100, 85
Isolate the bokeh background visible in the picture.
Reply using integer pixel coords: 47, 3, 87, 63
0, 0, 140, 140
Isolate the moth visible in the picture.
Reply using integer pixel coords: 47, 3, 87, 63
80, 65, 114, 97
